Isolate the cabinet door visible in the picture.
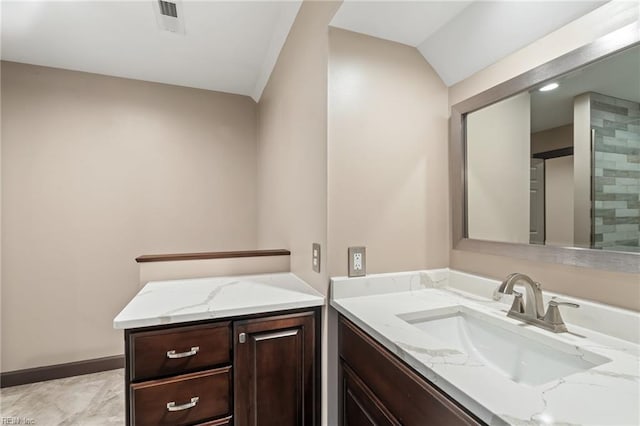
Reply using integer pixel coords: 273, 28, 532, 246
234, 311, 317, 426
339, 316, 482, 426
341, 363, 400, 426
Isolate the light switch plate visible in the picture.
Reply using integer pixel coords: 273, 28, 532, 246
348, 246, 366, 277
312, 243, 321, 273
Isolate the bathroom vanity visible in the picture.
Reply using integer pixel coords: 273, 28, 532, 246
331, 269, 640, 425
339, 316, 481, 425
114, 273, 324, 426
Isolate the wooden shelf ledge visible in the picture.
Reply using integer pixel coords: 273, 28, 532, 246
135, 249, 291, 263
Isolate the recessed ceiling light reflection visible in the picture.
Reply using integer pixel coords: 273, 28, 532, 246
539, 83, 559, 92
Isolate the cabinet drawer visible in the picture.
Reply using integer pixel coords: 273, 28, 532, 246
339, 316, 482, 426
130, 322, 231, 381
131, 367, 231, 426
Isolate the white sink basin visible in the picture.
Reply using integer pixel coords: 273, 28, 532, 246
398, 306, 610, 386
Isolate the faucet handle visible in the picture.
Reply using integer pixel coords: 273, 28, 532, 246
543, 299, 579, 331
548, 300, 580, 309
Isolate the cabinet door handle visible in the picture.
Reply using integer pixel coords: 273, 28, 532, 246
166, 396, 199, 412
254, 329, 299, 341
166, 346, 199, 359
238, 332, 246, 344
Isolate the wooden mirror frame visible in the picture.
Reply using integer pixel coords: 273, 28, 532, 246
450, 22, 640, 274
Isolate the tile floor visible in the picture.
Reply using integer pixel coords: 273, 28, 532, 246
0, 369, 124, 425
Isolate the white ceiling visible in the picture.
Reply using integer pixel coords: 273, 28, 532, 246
1, 1, 302, 101
330, 1, 472, 47
0, 0, 619, 100
331, 1, 607, 86
531, 45, 640, 133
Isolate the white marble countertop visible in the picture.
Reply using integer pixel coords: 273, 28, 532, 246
331, 269, 640, 426
114, 272, 324, 329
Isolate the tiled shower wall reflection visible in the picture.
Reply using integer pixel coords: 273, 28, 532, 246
591, 92, 640, 252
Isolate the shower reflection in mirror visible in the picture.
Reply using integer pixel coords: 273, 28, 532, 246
465, 45, 640, 254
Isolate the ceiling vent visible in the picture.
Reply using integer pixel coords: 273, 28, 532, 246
158, 1, 178, 18
153, 0, 185, 34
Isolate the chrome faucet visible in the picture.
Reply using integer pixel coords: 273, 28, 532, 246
497, 273, 545, 320
496, 273, 579, 333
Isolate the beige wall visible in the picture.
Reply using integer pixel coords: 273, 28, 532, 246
327, 28, 449, 276
256, 2, 341, 425
531, 124, 573, 154
467, 92, 531, 244
325, 27, 449, 426
0, 60, 3, 372
450, 249, 639, 310
138, 256, 290, 284
449, 4, 640, 311
573, 93, 592, 248
257, 1, 340, 295
1, 62, 259, 372
546, 155, 575, 246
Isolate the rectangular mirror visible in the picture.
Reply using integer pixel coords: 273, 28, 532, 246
451, 22, 640, 273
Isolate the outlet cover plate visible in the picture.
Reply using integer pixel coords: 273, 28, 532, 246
348, 246, 366, 277
312, 243, 321, 273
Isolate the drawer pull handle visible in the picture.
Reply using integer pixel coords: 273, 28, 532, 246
166, 396, 199, 412
166, 346, 199, 359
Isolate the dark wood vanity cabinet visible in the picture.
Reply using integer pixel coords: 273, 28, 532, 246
124, 308, 320, 426
234, 313, 316, 426
338, 316, 483, 426
341, 363, 400, 426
